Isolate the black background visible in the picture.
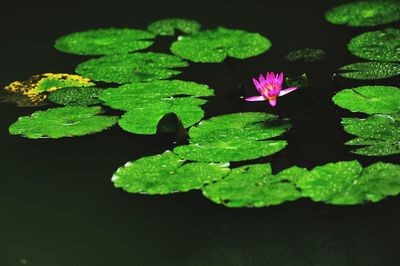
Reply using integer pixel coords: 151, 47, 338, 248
1, 0, 400, 265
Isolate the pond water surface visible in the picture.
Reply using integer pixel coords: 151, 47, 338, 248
1, 0, 400, 265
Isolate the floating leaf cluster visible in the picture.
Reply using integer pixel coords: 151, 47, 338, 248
99, 80, 213, 134
112, 155, 400, 207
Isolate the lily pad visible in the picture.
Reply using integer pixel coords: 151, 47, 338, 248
337, 62, 400, 80
9, 106, 118, 139
202, 164, 306, 207
75, 52, 189, 83
325, 1, 400, 27
55, 28, 155, 55
285, 48, 325, 63
48, 87, 103, 106
170, 27, 271, 63
348, 28, 400, 62
174, 139, 288, 163
342, 114, 400, 156
186, 112, 290, 143
148, 18, 201, 36
295, 161, 400, 204
99, 80, 213, 111
112, 151, 230, 195
118, 98, 206, 135
4, 73, 94, 106
173, 113, 290, 162
332, 86, 400, 114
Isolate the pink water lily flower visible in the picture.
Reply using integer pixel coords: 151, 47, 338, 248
245, 72, 299, 107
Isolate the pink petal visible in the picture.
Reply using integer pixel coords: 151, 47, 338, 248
245, 96, 266, 102
268, 98, 277, 107
278, 87, 298, 97
259, 74, 266, 85
252, 78, 261, 90
278, 72, 284, 86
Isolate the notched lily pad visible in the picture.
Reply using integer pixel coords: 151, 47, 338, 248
170, 27, 271, 63
148, 18, 201, 36
112, 151, 230, 195
202, 164, 306, 207
342, 114, 400, 156
337, 62, 400, 80
55, 28, 155, 55
118, 99, 206, 135
285, 48, 325, 63
3, 73, 94, 106
75, 52, 189, 83
9, 106, 118, 139
48, 87, 103, 106
99, 80, 213, 111
333, 86, 400, 114
325, 0, 400, 27
348, 28, 400, 62
174, 113, 290, 162
295, 161, 400, 204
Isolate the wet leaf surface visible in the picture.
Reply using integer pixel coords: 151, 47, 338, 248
338, 62, 400, 80
170, 27, 271, 62
333, 86, 400, 114
348, 28, 400, 62
9, 106, 118, 139
112, 151, 230, 194
325, 0, 400, 27
75, 52, 188, 83
342, 114, 400, 156
55, 28, 155, 55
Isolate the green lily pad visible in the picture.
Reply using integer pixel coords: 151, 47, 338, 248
112, 151, 230, 195
338, 62, 400, 80
75, 52, 189, 83
202, 164, 306, 207
99, 80, 213, 111
325, 1, 400, 27
48, 87, 103, 106
348, 28, 400, 62
55, 28, 155, 55
342, 114, 400, 156
174, 139, 287, 163
9, 106, 118, 139
118, 98, 206, 135
170, 27, 271, 63
187, 112, 290, 143
332, 86, 400, 114
295, 161, 400, 204
147, 18, 201, 36
285, 48, 325, 63
173, 113, 290, 162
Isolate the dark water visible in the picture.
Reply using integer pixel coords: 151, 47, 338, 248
1, 0, 400, 265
